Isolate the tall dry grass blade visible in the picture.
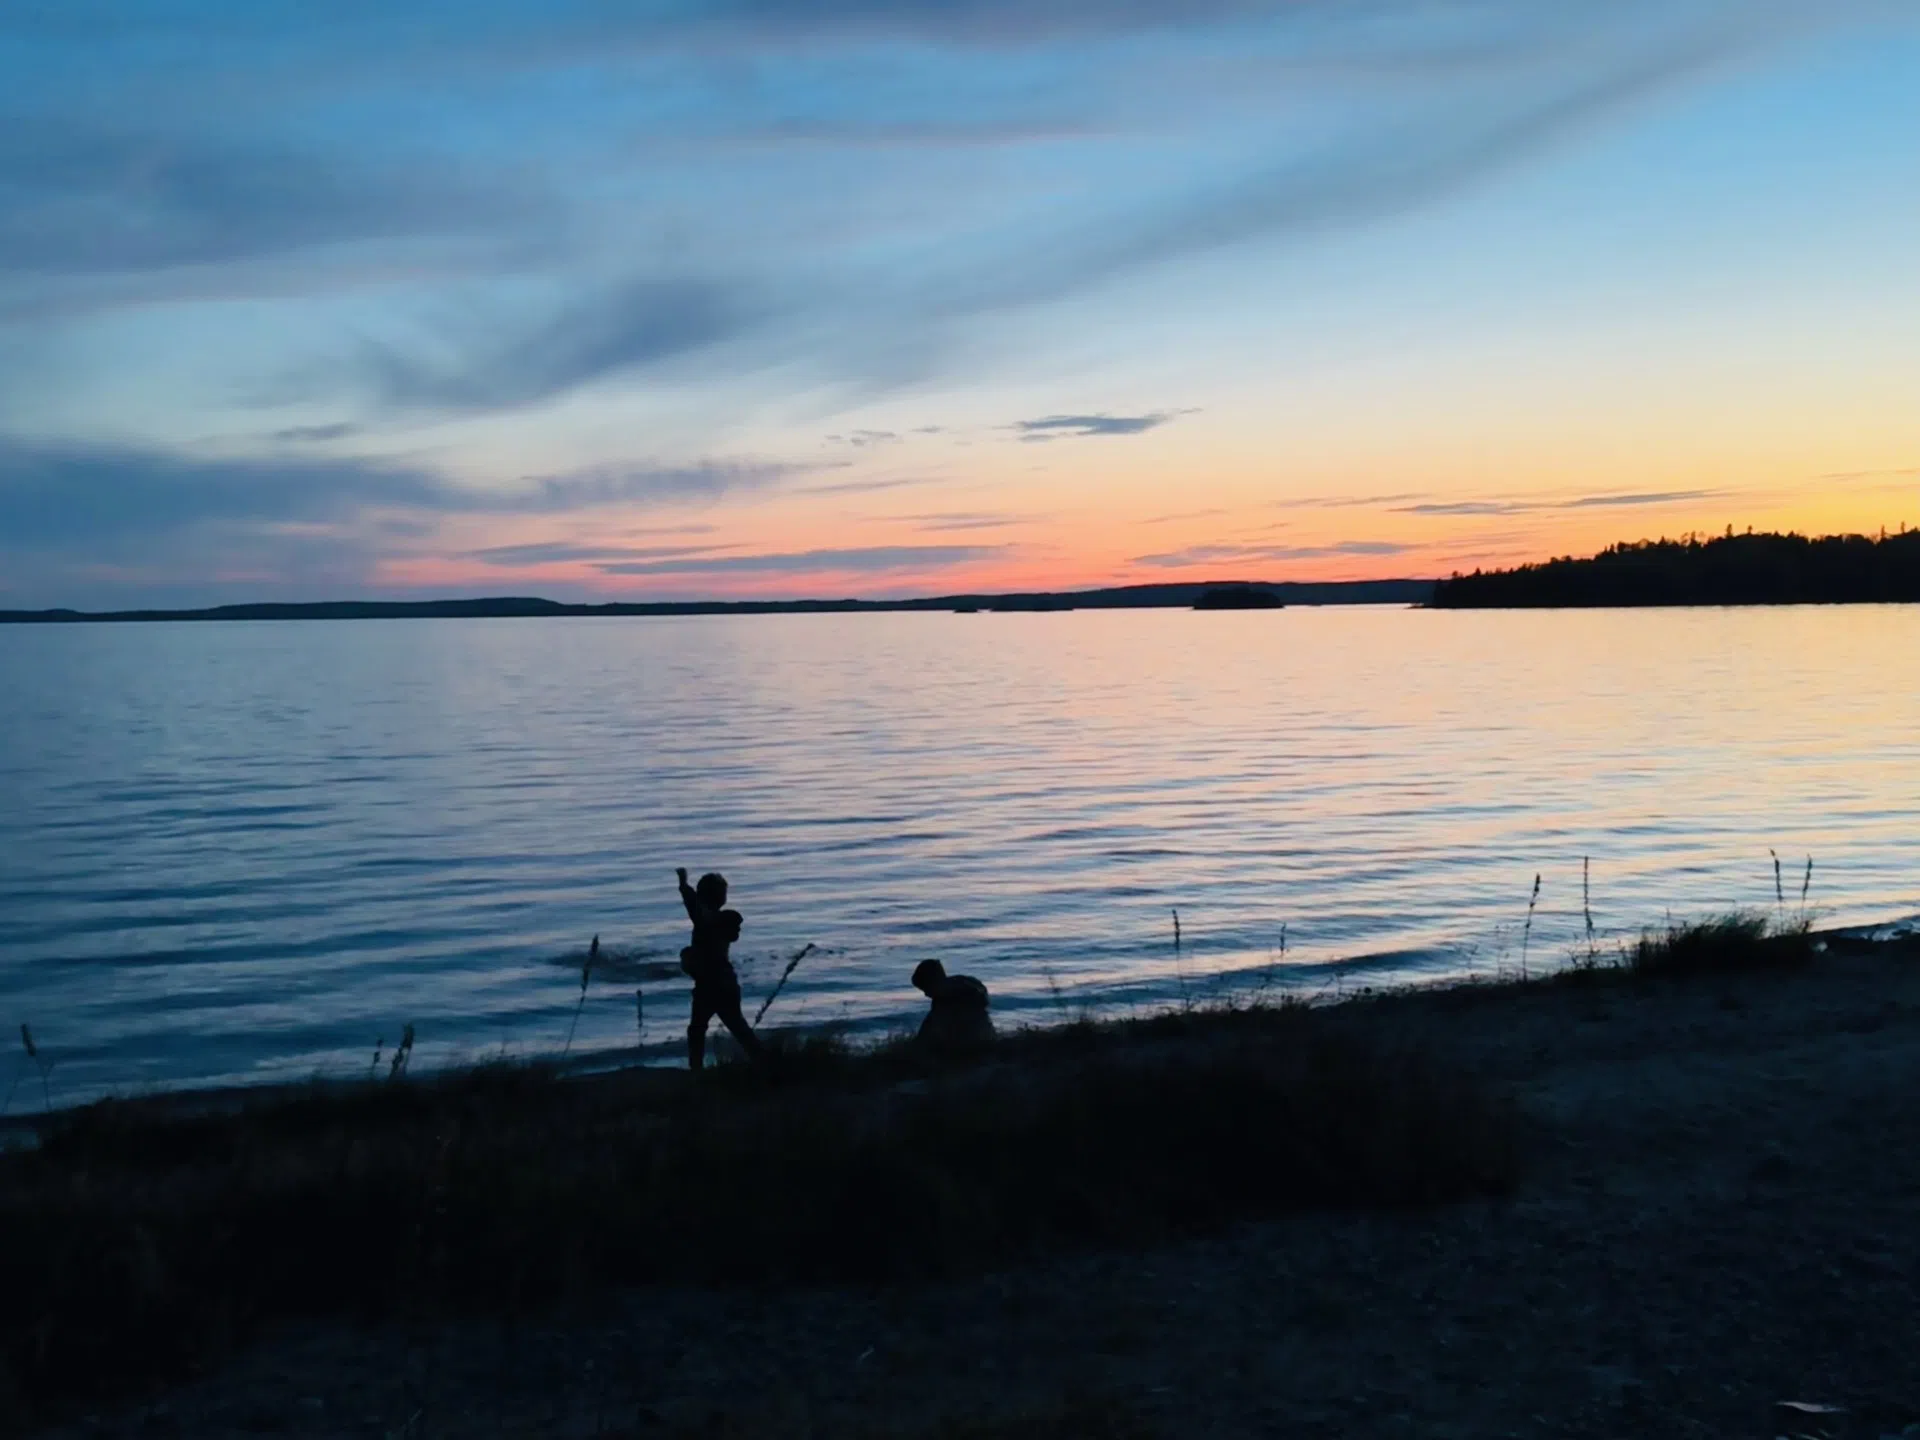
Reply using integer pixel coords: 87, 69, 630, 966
19, 1022, 51, 1110
1583, 856, 1596, 960
1520, 874, 1541, 978
1171, 907, 1181, 951
1771, 849, 1784, 914
1, 1033, 28, 1117
563, 935, 598, 1057
388, 1023, 415, 1081
1801, 856, 1814, 909
753, 942, 816, 1026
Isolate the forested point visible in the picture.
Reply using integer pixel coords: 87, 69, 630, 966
1431, 528, 1920, 608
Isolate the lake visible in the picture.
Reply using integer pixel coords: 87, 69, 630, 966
2, 605, 1917, 1105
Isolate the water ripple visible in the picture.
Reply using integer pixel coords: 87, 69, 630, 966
3, 606, 1918, 1103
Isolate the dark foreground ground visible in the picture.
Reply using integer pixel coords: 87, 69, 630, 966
15, 928, 1920, 1439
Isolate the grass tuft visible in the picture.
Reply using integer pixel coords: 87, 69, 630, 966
1627, 912, 1813, 979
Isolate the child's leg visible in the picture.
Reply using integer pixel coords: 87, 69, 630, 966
687, 989, 716, 1070
713, 984, 765, 1061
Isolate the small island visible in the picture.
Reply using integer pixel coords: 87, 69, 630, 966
1433, 527, 1920, 608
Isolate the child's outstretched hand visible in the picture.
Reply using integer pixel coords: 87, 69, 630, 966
675, 866, 689, 883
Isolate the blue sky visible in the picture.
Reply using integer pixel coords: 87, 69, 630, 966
2, 0, 1916, 605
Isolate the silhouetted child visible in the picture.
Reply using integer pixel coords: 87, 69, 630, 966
911, 959, 994, 1055
676, 866, 765, 1069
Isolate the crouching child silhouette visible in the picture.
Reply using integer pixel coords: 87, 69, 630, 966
676, 866, 766, 1070
911, 959, 994, 1056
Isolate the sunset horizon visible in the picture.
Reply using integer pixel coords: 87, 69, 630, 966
3, 2, 1916, 608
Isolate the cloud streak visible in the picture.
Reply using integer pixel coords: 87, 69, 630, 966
469, 541, 736, 567
596, 544, 1006, 576
0, 121, 517, 279
908, 511, 1033, 531
1395, 489, 1723, 516
484, 459, 806, 513
1131, 539, 1414, 568
272, 423, 360, 444
0, 440, 442, 547
790, 474, 942, 497
0, 440, 814, 553
360, 278, 757, 414
1013, 412, 1179, 441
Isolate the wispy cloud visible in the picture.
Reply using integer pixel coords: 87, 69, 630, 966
469, 541, 733, 567
692, 0, 1276, 45
907, 511, 1032, 531
1394, 488, 1722, 516
484, 459, 806, 512
596, 544, 1006, 576
358, 278, 757, 414
1142, 507, 1229, 525
1131, 539, 1415, 568
0, 440, 441, 548
1272, 492, 1428, 511
1013, 411, 1180, 441
272, 422, 359, 444
0, 121, 519, 280
1395, 500, 1525, 516
0, 440, 813, 553
1817, 465, 1920, 483
790, 473, 941, 497
0, 436, 849, 604
1561, 488, 1723, 509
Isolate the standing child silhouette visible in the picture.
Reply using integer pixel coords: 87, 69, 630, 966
676, 866, 765, 1069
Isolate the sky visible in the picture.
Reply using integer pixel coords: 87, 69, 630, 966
2, 0, 1917, 607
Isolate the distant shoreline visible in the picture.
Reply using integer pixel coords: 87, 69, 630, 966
0, 578, 1433, 624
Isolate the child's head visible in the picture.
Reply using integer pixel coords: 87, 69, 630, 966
695, 872, 728, 908
911, 958, 946, 995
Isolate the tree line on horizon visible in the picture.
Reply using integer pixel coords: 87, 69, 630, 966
1431, 526, 1920, 608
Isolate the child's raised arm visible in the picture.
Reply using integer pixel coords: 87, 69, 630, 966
675, 867, 703, 921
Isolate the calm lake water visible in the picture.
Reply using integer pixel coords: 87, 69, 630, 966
2, 606, 1917, 1105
